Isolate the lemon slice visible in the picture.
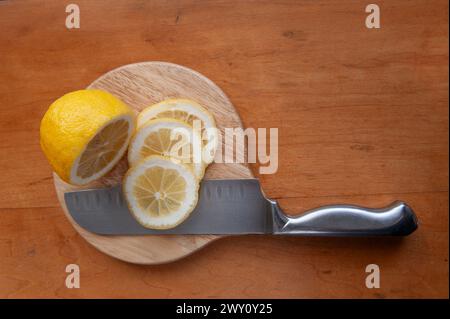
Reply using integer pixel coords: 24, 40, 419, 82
128, 118, 205, 179
40, 89, 135, 185
123, 155, 199, 229
137, 99, 217, 164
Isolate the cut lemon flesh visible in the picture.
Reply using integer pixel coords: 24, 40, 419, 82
137, 99, 217, 164
73, 116, 132, 183
40, 89, 135, 185
128, 118, 205, 179
123, 155, 199, 229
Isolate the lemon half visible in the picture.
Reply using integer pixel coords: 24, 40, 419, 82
40, 89, 135, 185
137, 99, 217, 164
123, 155, 199, 229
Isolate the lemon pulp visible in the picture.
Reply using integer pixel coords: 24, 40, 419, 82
76, 118, 130, 179
134, 166, 187, 217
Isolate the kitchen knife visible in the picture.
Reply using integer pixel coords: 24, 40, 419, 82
64, 179, 418, 236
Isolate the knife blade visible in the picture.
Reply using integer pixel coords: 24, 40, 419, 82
64, 179, 418, 236
65, 179, 273, 235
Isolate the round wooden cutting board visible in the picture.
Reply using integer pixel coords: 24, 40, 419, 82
53, 62, 252, 264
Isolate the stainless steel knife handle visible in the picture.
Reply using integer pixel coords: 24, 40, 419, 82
269, 200, 418, 236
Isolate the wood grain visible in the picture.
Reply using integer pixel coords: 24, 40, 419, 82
0, 0, 448, 298
54, 61, 253, 264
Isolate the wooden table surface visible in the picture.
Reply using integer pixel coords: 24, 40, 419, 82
0, 0, 448, 298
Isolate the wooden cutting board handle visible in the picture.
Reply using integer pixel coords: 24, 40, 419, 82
53, 62, 253, 264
